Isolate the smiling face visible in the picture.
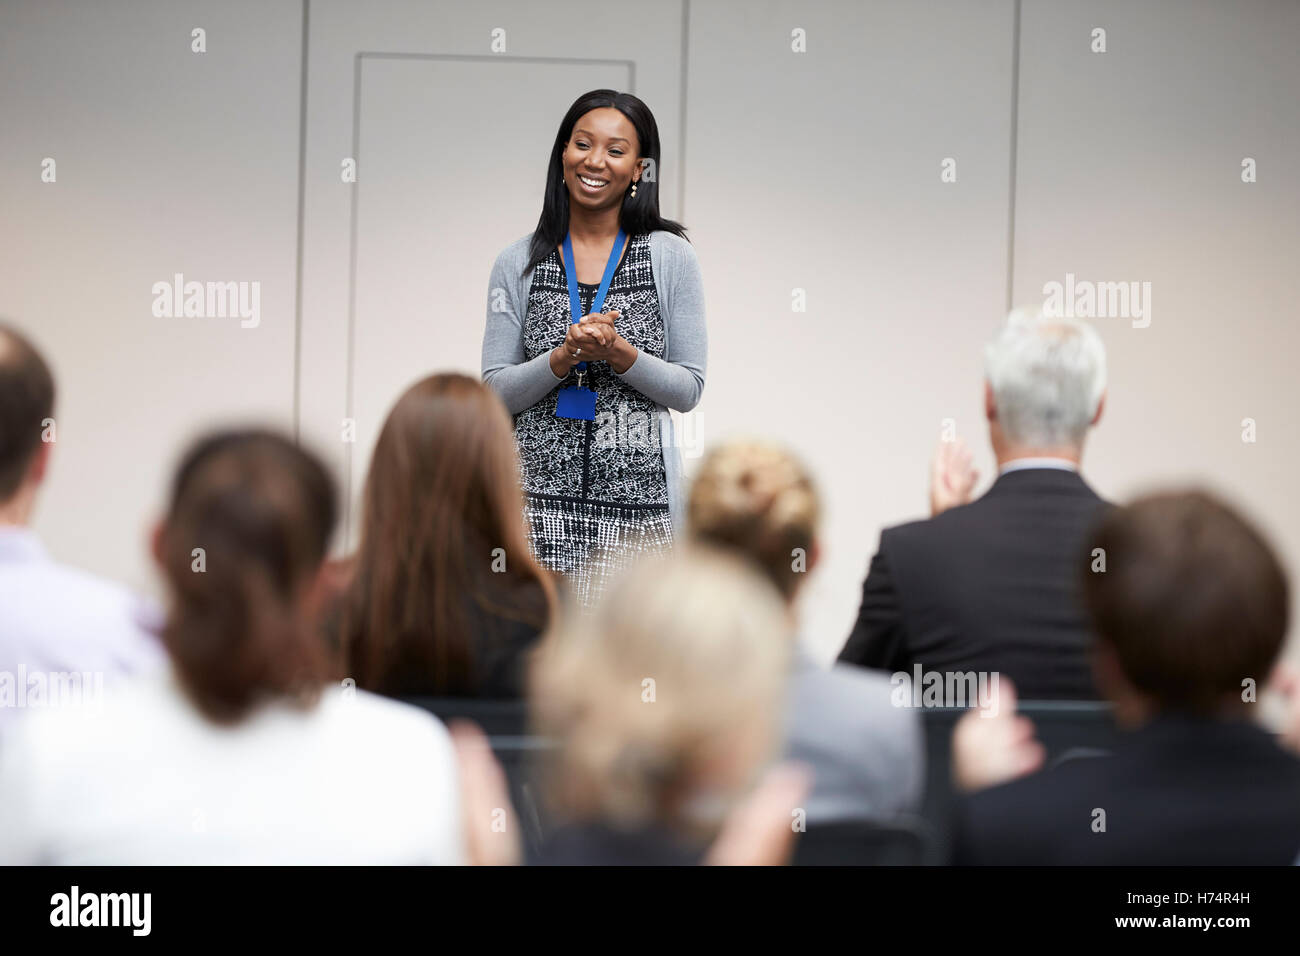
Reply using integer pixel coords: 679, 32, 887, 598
562, 107, 642, 213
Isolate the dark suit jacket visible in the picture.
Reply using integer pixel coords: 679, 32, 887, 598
837, 467, 1107, 699
952, 714, 1300, 865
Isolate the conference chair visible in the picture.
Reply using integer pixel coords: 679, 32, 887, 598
793, 815, 939, 866
397, 695, 530, 736
398, 696, 557, 853
920, 700, 1118, 862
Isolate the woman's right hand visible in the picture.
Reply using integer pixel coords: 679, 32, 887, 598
567, 312, 616, 353
551, 312, 617, 377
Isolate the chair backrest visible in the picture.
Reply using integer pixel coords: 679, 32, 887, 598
397, 696, 556, 851
397, 695, 530, 736
919, 700, 1119, 861
793, 815, 937, 866
487, 735, 560, 854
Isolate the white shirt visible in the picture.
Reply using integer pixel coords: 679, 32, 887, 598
0, 527, 165, 730
997, 456, 1080, 475
0, 671, 465, 864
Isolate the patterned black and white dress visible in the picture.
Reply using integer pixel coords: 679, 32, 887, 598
515, 232, 674, 608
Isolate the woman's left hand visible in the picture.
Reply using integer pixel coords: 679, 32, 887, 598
567, 310, 621, 362
567, 310, 638, 374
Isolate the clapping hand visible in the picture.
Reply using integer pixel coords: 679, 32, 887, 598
951, 678, 1045, 792
563, 310, 622, 363
930, 436, 979, 517
450, 720, 521, 866
705, 762, 812, 866
1271, 661, 1300, 757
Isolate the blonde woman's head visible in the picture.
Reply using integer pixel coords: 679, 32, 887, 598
687, 439, 821, 603
529, 544, 791, 838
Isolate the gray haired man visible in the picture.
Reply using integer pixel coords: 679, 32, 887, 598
837, 307, 1109, 701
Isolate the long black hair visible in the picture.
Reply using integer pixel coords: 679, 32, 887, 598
524, 89, 688, 276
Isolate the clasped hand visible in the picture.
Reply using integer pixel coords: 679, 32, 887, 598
563, 310, 621, 362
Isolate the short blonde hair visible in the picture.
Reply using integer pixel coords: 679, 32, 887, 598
529, 544, 790, 835
687, 439, 821, 601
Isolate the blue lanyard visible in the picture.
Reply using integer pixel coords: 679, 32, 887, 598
562, 229, 626, 373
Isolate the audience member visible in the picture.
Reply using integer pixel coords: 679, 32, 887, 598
952, 490, 1300, 864
0, 430, 465, 864
688, 439, 923, 821
528, 545, 809, 865
335, 373, 556, 699
838, 307, 1109, 699
0, 323, 163, 732
8, 316, 1297, 868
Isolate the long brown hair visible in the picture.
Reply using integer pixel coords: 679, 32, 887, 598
158, 430, 337, 724
341, 373, 556, 695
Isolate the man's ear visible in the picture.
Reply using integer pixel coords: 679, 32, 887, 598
1091, 389, 1107, 427
149, 520, 165, 569
300, 559, 339, 615
984, 380, 997, 422
1090, 638, 1130, 703
28, 441, 51, 485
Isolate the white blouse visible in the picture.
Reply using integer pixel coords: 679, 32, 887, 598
0, 670, 464, 865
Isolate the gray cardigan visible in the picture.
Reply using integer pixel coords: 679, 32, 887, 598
786, 643, 925, 822
481, 230, 707, 531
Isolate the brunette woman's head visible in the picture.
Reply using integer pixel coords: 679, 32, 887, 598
155, 429, 337, 724
342, 373, 555, 695
525, 89, 687, 274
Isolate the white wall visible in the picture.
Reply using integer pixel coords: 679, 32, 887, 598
0, 0, 302, 598
3, 0, 1298, 666
1012, 0, 1300, 648
683, 0, 1015, 657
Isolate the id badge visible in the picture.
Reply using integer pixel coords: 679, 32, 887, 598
556, 386, 597, 421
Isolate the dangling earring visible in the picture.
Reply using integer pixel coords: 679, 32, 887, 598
630, 181, 637, 198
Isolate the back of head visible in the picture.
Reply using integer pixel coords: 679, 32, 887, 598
984, 306, 1107, 448
344, 372, 554, 695
531, 544, 790, 837
159, 429, 337, 724
686, 439, 820, 603
0, 323, 55, 503
1082, 490, 1288, 715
